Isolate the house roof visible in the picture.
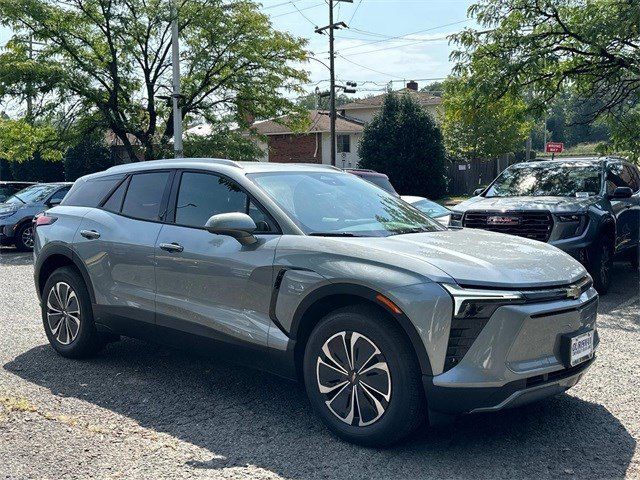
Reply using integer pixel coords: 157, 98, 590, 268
339, 88, 442, 110
252, 110, 364, 136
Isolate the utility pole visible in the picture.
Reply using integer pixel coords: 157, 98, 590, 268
26, 35, 33, 122
316, 0, 352, 166
171, 0, 183, 158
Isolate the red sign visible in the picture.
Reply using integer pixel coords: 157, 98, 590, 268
546, 142, 564, 154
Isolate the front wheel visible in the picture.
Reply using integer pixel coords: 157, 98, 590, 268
588, 237, 614, 295
303, 305, 426, 446
14, 222, 35, 251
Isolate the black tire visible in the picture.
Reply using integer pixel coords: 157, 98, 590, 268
41, 266, 107, 358
14, 221, 35, 251
303, 304, 426, 447
588, 236, 614, 295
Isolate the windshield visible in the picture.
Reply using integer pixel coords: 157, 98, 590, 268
4, 184, 58, 205
411, 199, 450, 218
249, 171, 443, 237
485, 163, 603, 198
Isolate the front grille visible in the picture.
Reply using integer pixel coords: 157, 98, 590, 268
443, 318, 489, 372
463, 211, 553, 242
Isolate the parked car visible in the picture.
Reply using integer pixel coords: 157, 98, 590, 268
34, 160, 598, 446
0, 181, 36, 203
450, 157, 640, 294
346, 169, 398, 196
402, 195, 451, 225
0, 182, 72, 250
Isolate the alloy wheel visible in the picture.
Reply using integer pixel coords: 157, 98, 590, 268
22, 226, 35, 249
46, 282, 81, 345
316, 331, 391, 427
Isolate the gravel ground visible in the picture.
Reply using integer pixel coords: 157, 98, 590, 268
0, 247, 638, 480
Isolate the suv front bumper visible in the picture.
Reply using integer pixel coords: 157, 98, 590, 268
425, 288, 599, 416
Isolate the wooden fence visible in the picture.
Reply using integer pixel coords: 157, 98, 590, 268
447, 156, 521, 196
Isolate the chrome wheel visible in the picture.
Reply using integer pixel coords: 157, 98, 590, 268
21, 226, 34, 249
316, 331, 391, 427
46, 282, 81, 345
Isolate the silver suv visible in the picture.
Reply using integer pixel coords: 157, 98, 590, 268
34, 159, 599, 446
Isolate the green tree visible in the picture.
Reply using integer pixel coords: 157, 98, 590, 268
442, 75, 532, 160
63, 130, 113, 180
0, 0, 309, 161
359, 93, 448, 198
450, 0, 640, 153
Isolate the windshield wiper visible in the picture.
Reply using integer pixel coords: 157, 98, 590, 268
309, 232, 361, 237
10, 195, 25, 204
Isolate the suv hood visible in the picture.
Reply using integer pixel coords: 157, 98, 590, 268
329, 229, 586, 288
453, 195, 598, 213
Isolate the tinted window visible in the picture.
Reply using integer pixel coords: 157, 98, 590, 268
486, 163, 602, 197
62, 175, 124, 207
49, 186, 70, 203
102, 178, 128, 212
629, 165, 640, 192
175, 172, 275, 232
621, 165, 639, 191
606, 163, 633, 194
121, 172, 170, 221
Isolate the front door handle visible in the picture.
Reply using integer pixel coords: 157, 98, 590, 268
159, 242, 184, 253
80, 229, 100, 240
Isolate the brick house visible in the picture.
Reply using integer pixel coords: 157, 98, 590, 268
252, 110, 365, 168
254, 81, 441, 167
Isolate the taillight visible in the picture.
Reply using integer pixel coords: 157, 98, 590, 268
34, 213, 57, 227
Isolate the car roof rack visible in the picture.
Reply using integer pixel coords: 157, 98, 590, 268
106, 158, 242, 173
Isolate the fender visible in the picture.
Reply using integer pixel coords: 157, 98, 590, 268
34, 241, 96, 304
287, 282, 433, 376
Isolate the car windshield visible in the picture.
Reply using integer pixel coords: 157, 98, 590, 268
411, 199, 450, 218
249, 171, 443, 237
4, 184, 58, 205
484, 163, 603, 198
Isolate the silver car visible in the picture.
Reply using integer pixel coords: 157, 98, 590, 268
33, 159, 599, 446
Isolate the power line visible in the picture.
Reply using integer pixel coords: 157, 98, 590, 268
347, 0, 364, 26
340, 35, 450, 57
337, 18, 469, 52
337, 53, 405, 79
270, 2, 324, 19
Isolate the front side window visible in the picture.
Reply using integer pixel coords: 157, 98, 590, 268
337, 135, 351, 153
606, 163, 634, 194
485, 163, 603, 198
48, 186, 70, 204
249, 171, 442, 237
175, 172, 275, 232
121, 172, 170, 221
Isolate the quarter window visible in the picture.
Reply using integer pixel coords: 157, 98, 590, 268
49, 187, 70, 204
121, 172, 170, 221
175, 172, 275, 232
62, 175, 124, 207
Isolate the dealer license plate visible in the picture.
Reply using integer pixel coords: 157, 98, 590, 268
569, 331, 594, 367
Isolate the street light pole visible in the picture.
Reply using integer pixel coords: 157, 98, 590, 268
171, 0, 183, 158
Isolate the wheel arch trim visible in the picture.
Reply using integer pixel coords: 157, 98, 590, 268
288, 282, 433, 376
35, 242, 96, 304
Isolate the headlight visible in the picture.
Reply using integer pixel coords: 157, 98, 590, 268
449, 212, 463, 226
555, 213, 588, 239
0, 211, 17, 220
442, 284, 524, 319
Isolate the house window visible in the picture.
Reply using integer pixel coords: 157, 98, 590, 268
337, 134, 351, 153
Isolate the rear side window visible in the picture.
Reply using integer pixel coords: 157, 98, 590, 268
102, 178, 128, 212
121, 172, 170, 221
622, 164, 639, 192
49, 186, 71, 203
62, 175, 124, 207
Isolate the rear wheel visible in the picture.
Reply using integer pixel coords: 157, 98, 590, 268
588, 236, 614, 295
42, 266, 107, 358
14, 222, 35, 251
303, 305, 426, 446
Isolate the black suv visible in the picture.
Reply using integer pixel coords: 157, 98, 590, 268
450, 157, 640, 293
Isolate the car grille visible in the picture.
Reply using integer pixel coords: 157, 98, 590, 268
443, 318, 490, 372
462, 211, 553, 242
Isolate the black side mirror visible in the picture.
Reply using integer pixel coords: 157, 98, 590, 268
205, 212, 258, 246
473, 188, 484, 196
610, 186, 633, 199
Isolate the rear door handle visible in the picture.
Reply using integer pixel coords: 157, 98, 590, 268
159, 242, 184, 253
80, 229, 100, 240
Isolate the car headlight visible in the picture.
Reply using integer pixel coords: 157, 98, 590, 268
449, 212, 463, 226
0, 211, 17, 220
555, 213, 588, 239
442, 284, 524, 319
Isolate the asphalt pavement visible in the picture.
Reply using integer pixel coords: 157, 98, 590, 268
0, 247, 638, 479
